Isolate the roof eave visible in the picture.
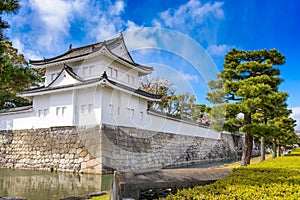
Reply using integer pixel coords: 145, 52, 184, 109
21, 75, 161, 102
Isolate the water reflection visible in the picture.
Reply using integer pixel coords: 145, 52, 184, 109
0, 169, 112, 200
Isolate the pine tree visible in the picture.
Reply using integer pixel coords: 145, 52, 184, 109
207, 48, 286, 166
0, 0, 42, 109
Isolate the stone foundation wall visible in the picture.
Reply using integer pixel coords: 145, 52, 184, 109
0, 125, 241, 174
101, 125, 239, 171
0, 126, 105, 174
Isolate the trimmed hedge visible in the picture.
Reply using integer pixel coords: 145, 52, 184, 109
167, 149, 300, 199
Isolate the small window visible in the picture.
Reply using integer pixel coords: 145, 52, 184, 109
88, 104, 94, 113
128, 108, 134, 119
56, 107, 61, 116
74, 105, 77, 114
108, 67, 113, 77
44, 109, 49, 116
81, 105, 87, 114
140, 111, 143, 120
83, 67, 89, 76
109, 104, 113, 115
89, 66, 94, 75
114, 69, 118, 78
62, 106, 67, 116
38, 109, 43, 117
50, 74, 56, 81
117, 106, 120, 115
127, 75, 130, 83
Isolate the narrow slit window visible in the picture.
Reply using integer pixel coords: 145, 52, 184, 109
44, 109, 49, 116
62, 106, 67, 116
88, 104, 94, 113
50, 74, 56, 81
38, 109, 43, 117
109, 104, 113, 115
56, 107, 61, 116
114, 69, 118, 78
108, 67, 113, 76
140, 111, 143, 120
81, 105, 87, 114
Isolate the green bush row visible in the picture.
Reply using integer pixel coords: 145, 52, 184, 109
167, 149, 300, 200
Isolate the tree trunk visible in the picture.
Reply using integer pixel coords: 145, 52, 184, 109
272, 142, 277, 158
278, 144, 281, 156
260, 136, 265, 162
241, 133, 253, 166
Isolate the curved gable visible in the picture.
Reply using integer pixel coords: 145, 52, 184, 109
48, 65, 82, 88
109, 32, 134, 63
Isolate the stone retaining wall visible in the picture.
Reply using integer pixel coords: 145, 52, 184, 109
101, 125, 239, 171
0, 126, 104, 174
0, 125, 241, 174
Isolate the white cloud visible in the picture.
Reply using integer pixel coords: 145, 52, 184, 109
123, 24, 158, 51
291, 107, 300, 130
109, 0, 125, 15
8, 0, 129, 59
155, 0, 224, 29
82, 0, 127, 41
29, 0, 73, 51
12, 38, 41, 60
179, 72, 199, 82
6, 0, 225, 64
206, 44, 233, 56
153, 0, 225, 46
12, 38, 25, 53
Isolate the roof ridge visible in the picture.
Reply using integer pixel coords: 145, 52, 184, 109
29, 34, 123, 64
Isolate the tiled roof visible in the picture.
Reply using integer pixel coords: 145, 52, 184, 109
29, 33, 152, 72
0, 105, 33, 115
22, 72, 161, 100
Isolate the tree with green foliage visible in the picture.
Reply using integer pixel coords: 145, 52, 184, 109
140, 77, 210, 123
207, 48, 287, 166
139, 77, 177, 113
0, 0, 42, 109
0, 0, 20, 36
247, 91, 293, 161
269, 115, 297, 157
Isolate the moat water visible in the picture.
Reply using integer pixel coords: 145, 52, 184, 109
0, 168, 112, 200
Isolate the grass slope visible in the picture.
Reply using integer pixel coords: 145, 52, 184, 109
167, 149, 300, 199
90, 193, 110, 200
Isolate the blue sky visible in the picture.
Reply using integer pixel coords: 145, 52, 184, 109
3, 0, 300, 129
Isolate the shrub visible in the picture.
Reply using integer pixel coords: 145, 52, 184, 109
167, 149, 300, 199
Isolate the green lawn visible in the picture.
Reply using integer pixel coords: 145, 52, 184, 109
167, 149, 300, 199
90, 193, 110, 200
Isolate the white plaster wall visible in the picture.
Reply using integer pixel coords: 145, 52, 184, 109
0, 88, 219, 139
44, 91, 74, 127
111, 61, 139, 88
0, 87, 103, 130
44, 54, 140, 90
45, 65, 63, 85
143, 112, 220, 139
100, 85, 220, 139
69, 56, 108, 79
48, 70, 81, 88
33, 95, 51, 128
101, 86, 154, 129
0, 111, 35, 130
67, 55, 138, 88
75, 87, 101, 126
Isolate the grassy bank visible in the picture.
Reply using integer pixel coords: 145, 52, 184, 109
91, 193, 110, 200
167, 149, 300, 199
